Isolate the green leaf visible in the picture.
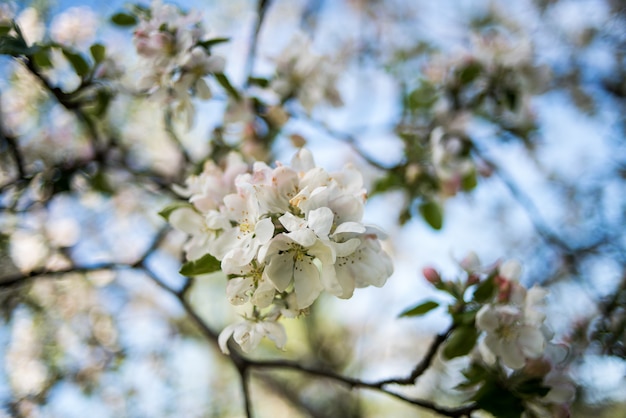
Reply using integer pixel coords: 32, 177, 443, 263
215, 72, 241, 101
515, 377, 551, 398
407, 81, 438, 110
62, 49, 90, 77
459, 362, 489, 387
419, 200, 443, 230
0, 35, 34, 56
399, 300, 439, 318
197, 37, 230, 50
90, 43, 106, 64
473, 276, 496, 303
0, 24, 12, 36
92, 89, 112, 116
443, 326, 479, 359
32, 47, 53, 68
110, 12, 137, 26
158, 202, 194, 221
451, 308, 478, 326
461, 168, 478, 191
179, 253, 221, 276
472, 380, 525, 418
247, 76, 269, 88
457, 61, 483, 84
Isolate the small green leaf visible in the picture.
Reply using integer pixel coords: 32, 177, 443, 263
197, 37, 230, 50
179, 253, 221, 276
472, 380, 525, 418
0, 24, 12, 36
33, 47, 53, 68
0, 35, 33, 56
92, 89, 112, 116
457, 61, 483, 84
62, 49, 90, 77
90, 43, 106, 63
473, 276, 496, 303
419, 200, 443, 230
515, 377, 551, 398
461, 168, 478, 191
215, 72, 241, 101
247, 76, 269, 88
407, 81, 438, 110
110, 12, 137, 26
443, 326, 479, 359
451, 309, 478, 326
399, 300, 439, 318
158, 202, 194, 221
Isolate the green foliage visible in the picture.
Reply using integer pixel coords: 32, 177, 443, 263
442, 325, 479, 359
471, 379, 526, 418
456, 61, 483, 85
61, 49, 90, 78
399, 300, 439, 317
197, 38, 230, 51
90, 44, 106, 64
110, 12, 138, 27
179, 253, 221, 276
215, 73, 241, 101
406, 81, 438, 111
419, 200, 443, 230
32, 47, 53, 68
473, 275, 496, 303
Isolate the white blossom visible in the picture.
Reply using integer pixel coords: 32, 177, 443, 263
218, 319, 286, 354
476, 281, 549, 369
168, 148, 393, 353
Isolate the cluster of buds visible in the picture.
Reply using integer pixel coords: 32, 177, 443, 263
132, 0, 225, 126
168, 149, 393, 353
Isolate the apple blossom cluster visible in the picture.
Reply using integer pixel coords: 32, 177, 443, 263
271, 33, 343, 113
421, 254, 575, 415
132, 0, 225, 126
168, 149, 393, 353
474, 260, 551, 370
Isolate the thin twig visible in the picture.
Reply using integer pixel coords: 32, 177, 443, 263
243, 0, 271, 90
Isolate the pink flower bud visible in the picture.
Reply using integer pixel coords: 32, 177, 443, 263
423, 267, 441, 284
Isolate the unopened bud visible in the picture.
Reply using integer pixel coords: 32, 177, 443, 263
423, 267, 441, 284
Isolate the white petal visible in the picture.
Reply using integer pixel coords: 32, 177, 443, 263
291, 148, 316, 172
279, 212, 306, 232
218, 324, 237, 354
254, 218, 275, 244
499, 259, 522, 281
252, 279, 275, 308
333, 222, 366, 235
517, 326, 546, 359
476, 305, 499, 333
264, 254, 294, 291
293, 259, 322, 309
226, 277, 253, 305
169, 207, 204, 234
500, 339, 526, 369
307, 207, 334, 237
259, 321, 287, 350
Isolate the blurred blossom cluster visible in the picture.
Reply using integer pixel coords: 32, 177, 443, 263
132, 0, 225, 127
50, 7, 98, 47
271, 33, 344, 113
422, 254, 575, 417
168, 148, 393, 353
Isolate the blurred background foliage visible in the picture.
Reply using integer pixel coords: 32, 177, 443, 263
1, 0, 626, 416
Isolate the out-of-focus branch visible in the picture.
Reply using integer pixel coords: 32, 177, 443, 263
243, 0, 271, 90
